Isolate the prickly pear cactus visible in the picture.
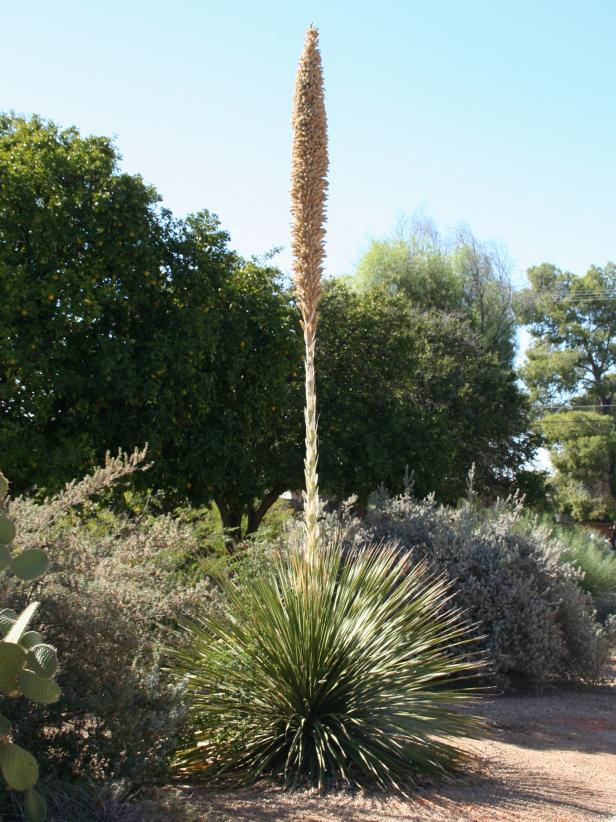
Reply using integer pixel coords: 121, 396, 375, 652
0, 471, 59, 822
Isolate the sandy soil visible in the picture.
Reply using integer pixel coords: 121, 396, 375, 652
170, 672, 616, 822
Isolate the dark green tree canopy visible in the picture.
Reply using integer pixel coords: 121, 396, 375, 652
317, 282, 533, 505
0, 114, 174, 487
0, 114, 534, 539
173, 256, 304, 536
517, 262, 616, 408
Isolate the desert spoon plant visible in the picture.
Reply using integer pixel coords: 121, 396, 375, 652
0, 471, 60, 822
172, 26, 484, 791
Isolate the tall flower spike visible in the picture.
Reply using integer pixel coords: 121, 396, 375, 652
291, 26, 328, 563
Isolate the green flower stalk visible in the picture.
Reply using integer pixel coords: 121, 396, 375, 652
291, 26, 328, 562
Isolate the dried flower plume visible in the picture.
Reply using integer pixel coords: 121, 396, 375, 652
291, 26, 328, 562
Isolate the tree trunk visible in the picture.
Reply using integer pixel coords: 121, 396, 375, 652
215, 498, 243, 552
246, 489, 282, 535
215, 490, 283, 551
598, 393, 613, 414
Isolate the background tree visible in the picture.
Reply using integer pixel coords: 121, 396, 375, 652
0, 114, 535, 541
171, 253, 303, 539
539, 411, 616, 520
317, 282, 533, 505
517, 262, 616, 519
0, 115, 303, 539
0, 113, 176, 489
353, 214, 515, 363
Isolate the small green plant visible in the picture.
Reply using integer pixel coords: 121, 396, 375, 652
0, 471, 60, 821
172, 539, 484, 790
518, 513, 616, 618
563, 536, 616, 615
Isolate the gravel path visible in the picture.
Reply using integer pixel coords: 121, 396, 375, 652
172, 671, 616, 822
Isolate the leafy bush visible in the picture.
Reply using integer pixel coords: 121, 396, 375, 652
518, 514, 616, 620
172, 537, 484, 791
338, 488, 615, 691
2, 449, 210, 786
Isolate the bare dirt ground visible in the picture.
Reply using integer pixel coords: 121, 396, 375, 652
168, 669, 616, 822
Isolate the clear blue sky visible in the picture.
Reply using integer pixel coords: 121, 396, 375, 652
3, 1, 616, 288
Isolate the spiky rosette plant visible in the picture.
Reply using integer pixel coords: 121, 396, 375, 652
174, 540, 484, 789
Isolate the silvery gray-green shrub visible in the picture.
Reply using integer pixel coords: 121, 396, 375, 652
334, 486, 615, 690
2, 450, 210, 786
0, 471, 58, 822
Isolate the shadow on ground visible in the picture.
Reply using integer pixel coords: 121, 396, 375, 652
175, 765, 612, 822
481, 678, 616, 755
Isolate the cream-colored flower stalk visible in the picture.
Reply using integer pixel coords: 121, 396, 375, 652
291, 26, 328, 563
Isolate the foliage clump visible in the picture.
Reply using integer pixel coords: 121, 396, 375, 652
336, 487, 615, 690
172, 537, 484, 790
517, 513, 616, 621
2, 449, 210, 785
0, 113, 303, 539
317, 282, 535, 505
353, 213, 516, 363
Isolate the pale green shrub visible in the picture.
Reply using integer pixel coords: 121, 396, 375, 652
517, 513, 616, 620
